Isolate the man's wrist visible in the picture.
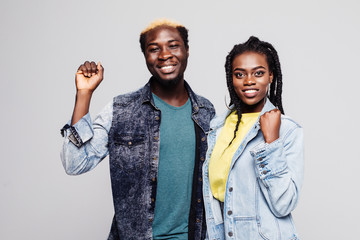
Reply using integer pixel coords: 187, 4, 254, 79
76, 89, 93, 98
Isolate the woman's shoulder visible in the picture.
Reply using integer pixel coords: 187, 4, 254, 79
280, 114, 302, 128
279, 114, 303, 139
209, 109, 232, 129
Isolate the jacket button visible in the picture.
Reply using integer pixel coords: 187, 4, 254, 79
258, 157, 263, 161
262, 170, 268, 174
228, 232, 233, 237
151, 198, 155, 203
153, 157, 157, 161
229, 187, 233, 192
228, 210, 232, 215
149, 218, 153, 222
200, 156, 204, 161
128, 141, 132, 145
154, 136, 158, 140
201, 137, 206, 142
196, 218, 200, 223
152, 177, 156, 182
197, 199, 201, 203
155, 116, 160, 120
199, 177, 202, 182
260, 164, 265, 168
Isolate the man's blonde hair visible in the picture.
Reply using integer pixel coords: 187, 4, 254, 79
141, 18, 184, 35
139, 18, 189, 53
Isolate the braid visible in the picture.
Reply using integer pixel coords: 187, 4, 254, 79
225, 36, 285, 145
262, 42, 284, 114
225, 46, 242, 146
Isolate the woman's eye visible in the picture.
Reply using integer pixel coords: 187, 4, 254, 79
234, 72, 244, 78
254, 71, 265, 77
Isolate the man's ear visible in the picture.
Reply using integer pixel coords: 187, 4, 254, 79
187, 47, 189, 57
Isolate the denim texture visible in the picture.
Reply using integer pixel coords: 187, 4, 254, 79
61, 79, 215, 240
203, 100, 304, 240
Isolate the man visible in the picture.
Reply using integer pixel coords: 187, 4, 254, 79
60, 19, 215, 240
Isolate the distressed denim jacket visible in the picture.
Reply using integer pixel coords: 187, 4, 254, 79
61, 79, 215, 240
203, 100, 304, 240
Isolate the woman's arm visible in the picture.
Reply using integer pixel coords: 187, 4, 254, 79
251, 116, 304, 217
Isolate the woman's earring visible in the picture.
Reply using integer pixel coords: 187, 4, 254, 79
225, 93, 231, 110
264, 84, 270, 105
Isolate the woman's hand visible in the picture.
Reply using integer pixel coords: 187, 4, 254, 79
259, 109, 281, 143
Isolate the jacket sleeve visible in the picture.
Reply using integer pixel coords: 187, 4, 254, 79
60, 101, 113, 175
250, 125, 304, 217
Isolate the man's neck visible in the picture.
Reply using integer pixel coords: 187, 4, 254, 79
150, 78, 189, 107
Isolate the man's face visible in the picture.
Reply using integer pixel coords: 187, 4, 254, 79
144, 26, 189, 86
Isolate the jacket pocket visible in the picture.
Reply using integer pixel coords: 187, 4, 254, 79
112, 133, 146, 173
234, 216, 269, 240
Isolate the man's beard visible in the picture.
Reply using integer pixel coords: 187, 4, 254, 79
154, 75, 182, 88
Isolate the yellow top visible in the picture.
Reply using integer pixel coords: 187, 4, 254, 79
209, 111, 260, 202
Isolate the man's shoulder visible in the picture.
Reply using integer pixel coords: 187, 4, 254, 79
195, 94, 214, 110
185, 81, 214, 111
112, 85, 148, 107
191, 92, 216, 121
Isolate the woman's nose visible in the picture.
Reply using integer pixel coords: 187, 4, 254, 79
244, 75, 255, 85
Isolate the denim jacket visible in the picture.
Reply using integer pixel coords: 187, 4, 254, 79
202, 100, 304, 240
61, 79, 215, 240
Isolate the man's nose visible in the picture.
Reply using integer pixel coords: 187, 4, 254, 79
159, 47, 172, 60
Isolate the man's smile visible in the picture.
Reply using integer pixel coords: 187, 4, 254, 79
157, 63, 177, 74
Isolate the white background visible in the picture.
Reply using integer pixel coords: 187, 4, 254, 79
1, 0, 359, 239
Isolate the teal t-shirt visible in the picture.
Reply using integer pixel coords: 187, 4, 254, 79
152, 94, 196, 240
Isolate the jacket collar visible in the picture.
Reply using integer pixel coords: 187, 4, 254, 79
210, 99, 277, 130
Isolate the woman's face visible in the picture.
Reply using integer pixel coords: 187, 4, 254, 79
232, 51, 273, 113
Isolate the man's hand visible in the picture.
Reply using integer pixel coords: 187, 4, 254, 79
75, 61, 104, 92
259, 109, 281, 144
70, 61, 104, 125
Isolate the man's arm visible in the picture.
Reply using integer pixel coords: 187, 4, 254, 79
61, 102, 112, 175
71, 61, 104, 125
60, 61, 110, 175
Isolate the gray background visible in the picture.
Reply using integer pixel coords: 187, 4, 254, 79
1, 0, 359, 239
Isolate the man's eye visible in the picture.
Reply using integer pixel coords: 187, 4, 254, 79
254, 71, 265, 77
169, 44, 179, 49
149, 47, 159, 52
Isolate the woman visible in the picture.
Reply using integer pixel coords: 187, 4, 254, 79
203, 36, 304, 240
